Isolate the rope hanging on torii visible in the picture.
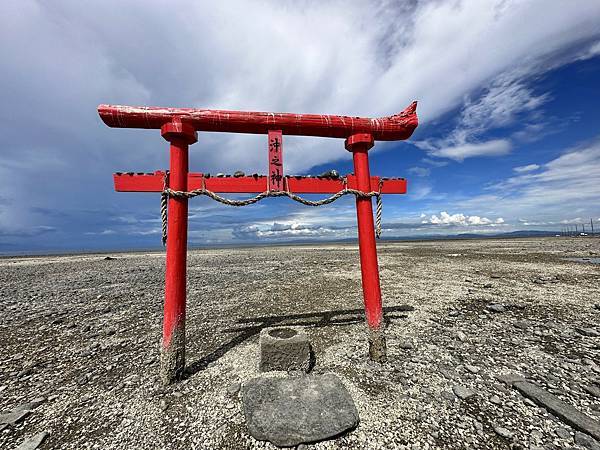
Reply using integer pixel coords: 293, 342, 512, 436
159, 176, 384, 245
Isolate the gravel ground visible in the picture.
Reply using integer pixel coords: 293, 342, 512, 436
1, 237, 599, 449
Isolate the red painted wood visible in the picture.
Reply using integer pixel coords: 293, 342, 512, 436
160, 122, 197, 382
268, 130, 284, 191
113, 172, 407, 194
345, 134, 383, 331
98, 102, 418, 141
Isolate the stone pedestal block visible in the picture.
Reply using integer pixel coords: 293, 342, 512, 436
259, 327, 311, 372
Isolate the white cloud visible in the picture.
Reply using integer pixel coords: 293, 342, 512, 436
513, 164, 540, 173
408, 167, 431, 177
458, 77, 550, 138
233, 221, 347, 240
429, 139, 512, 161
457, 139, 600, 223
575, 40, 600, 61
421, 158, 449, 168
416, 73, 550, 161
423, 211, 505, 227
560, 217, 585, 224
408, 184, 433, 201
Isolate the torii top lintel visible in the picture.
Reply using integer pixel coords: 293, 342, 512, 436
97, 101, 418, 141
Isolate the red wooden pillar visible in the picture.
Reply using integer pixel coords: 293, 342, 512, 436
160, 119, 198, 384
345, 133, 387, 362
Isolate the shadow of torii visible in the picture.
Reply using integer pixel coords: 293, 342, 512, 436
184, 304, 414, 378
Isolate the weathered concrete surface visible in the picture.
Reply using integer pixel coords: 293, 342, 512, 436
1, 237, 599, 448
259, 327, 311, 372
242, 374, 358, 447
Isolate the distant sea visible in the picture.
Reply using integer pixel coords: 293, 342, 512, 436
0, 230, 582, 257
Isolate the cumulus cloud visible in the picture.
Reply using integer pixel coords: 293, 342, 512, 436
232, 221, 346, 241
423, 211, 505, 227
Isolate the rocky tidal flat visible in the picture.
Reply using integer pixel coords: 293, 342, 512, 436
0, 237, 599, 449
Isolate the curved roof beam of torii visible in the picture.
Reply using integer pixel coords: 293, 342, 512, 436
98, 101, 418, 141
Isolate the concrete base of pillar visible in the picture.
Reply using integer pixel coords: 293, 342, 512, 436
367, 327, 387, 363
160, 325, 185, 385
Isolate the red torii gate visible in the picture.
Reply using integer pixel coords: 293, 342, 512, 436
99, 102, 418, 384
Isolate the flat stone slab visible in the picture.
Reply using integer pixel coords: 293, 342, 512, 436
0, 397, 46, 426
242, 373, 358, 447
512, 380, 600, 441
15, 432, 49, 450
0, 409, 30, 426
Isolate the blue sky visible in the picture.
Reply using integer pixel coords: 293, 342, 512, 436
1, 0, 600, 253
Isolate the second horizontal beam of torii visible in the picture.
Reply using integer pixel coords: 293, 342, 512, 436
114, 171, 407, 194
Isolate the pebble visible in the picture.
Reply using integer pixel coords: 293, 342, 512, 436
227, 382, 241, 396
513, 320, 530, 330
493, 425, 514, 439
439, 367, 457, 380
490, 395, 502, 405
17, 367, 34, 378
399, 340, 415, 350
441, 391, 456, 402
464, 364, 480, 374
452, 385, 475, 400
575, 432, 600, 450
576, 328, 600, 337
583, 385, 600, 398
456, 331, 467, 342
487, 304, 506, 313
555, 427, 571, 440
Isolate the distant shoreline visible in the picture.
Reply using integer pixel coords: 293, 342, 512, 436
1, 231, 592, 258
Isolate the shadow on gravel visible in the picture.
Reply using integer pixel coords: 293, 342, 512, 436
184, 304, 414, 378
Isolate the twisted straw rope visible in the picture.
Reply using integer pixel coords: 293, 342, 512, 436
160, 180, 383, 245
